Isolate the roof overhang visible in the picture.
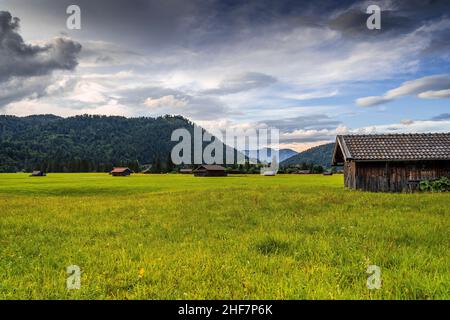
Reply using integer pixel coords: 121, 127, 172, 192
332, 136, 352, 166
332, 133, 450, 165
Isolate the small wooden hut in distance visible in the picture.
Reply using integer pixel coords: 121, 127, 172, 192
332, 133, 450, 192
194, 165, 227, 177
110, 167, 133, 176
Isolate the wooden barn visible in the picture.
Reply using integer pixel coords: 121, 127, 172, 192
332, 133, 450, 192
194, 165, 227, 177
110, 167, 133, 176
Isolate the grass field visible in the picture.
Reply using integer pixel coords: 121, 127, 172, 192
0, 173, 448, 300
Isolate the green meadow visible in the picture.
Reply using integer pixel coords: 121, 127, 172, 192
0, 173, 448, 300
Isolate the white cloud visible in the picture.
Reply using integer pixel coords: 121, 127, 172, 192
418, 89, 450, 99
281, 90, 339, 101
356, 119, 450, 134
356, 74, 450, 106
274, 119, 450, 149
68, 81, 109, 104
280, 124, 350, 142
400, 119, 415, 125
355, 96, 391, 107
3, 97, 132, 117
201, 72, 277, 95
144, 95, 187, 108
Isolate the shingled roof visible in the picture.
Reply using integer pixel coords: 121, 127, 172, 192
194, 165, 226, 171
110, 167, 133, 173
332, 133, 450, 164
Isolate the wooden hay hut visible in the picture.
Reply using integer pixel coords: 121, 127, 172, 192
332, 133, 450, 192
110, 167, 133, 176
194, 165, 227, 177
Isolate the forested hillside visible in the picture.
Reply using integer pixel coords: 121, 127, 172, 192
0, 114, 196, 172
280, 143, 335, 168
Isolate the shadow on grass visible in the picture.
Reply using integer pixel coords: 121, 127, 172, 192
255, 237, 291, 255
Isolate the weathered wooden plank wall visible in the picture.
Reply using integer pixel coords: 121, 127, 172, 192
345, 160, 450, 192
344, 160, 356, 189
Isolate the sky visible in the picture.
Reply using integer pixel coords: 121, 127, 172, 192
0, 0, 449, 151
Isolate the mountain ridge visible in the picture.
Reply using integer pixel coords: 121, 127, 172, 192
0, 114, 195, 172
280, 143, 335, 168
243, 148, 298, 163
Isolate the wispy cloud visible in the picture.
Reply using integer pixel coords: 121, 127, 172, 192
418, 89, 450, 99
144, 95, 187, 109
356, 75, 450, 106
202, 72, 277, 95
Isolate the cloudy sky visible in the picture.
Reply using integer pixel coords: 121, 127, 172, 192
0, 0, 450, 151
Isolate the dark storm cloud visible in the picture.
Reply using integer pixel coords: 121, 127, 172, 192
0, 11, 81, 82
328, 0, 450, 48
79, 41, 146, 66
0, 0, 373, 49
260, 114, 341, 132
202, 72, 277, 95
6, 0, 206, 49
422, 33, 450, 55
6, 0, 450, 52
0, 76, 53, 107
329, 9, 415, 37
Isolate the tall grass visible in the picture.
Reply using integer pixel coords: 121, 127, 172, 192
0, 173, 448, 299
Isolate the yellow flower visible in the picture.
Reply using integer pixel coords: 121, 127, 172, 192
138, 268, 145, 279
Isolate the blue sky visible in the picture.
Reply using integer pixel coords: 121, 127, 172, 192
0, 0, 449, 151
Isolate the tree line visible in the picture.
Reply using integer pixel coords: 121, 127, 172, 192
0, 114, 331, 174
0, 114, 189, 173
